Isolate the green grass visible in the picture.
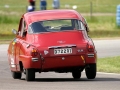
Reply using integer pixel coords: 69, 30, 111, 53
85, 16, 116, 31
1, 15, 120, 40
0, 23, 18, 34
0, 15, 19, 24
97, 56, 120, 73
0, 0, 119, 13
0, 0, 120, 40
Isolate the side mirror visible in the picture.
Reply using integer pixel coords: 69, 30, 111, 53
12, 29, 18, 35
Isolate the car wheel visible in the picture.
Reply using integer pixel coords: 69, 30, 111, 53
85, 64, 96, 79
11, 71, 22, 79
72, 71, 81, 79
26, 69, 35, 81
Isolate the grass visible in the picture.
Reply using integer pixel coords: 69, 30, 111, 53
0, 0, 119, 13
0, 15, 120, 40
97, 56, 120, 73
1, 15, 120, 40
0, 15, 19, 24
85, 16, 116, 31
0, 0, 120, 40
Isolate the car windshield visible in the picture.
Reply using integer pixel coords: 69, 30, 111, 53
28, 19, 86, 33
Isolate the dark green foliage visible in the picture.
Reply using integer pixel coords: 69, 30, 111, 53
88, 30, 120, 38
0, 15, 19, 24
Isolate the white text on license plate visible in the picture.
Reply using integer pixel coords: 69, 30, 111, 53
54, 48, 72, 55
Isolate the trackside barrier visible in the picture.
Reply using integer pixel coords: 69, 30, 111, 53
116, 5, 120, 26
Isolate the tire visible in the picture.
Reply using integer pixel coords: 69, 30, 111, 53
26, 69, 35, 81
72, 71, 81, 79
11, 71, 22, 79
85, 64, 96, 79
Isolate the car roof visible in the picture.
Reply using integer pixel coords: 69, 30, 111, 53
23, 9, 84, 24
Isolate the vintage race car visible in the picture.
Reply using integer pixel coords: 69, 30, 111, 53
7, 9, 97, 81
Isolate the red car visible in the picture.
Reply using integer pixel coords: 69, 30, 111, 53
7, 9, 97, 81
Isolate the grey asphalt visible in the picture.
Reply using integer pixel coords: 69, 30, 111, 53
0, 39, 120, 90
94, 39, 120, 58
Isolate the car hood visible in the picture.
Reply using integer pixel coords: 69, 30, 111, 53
27, 30, 87, 47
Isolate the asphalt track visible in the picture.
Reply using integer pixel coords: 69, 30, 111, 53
0, 39, 120, 90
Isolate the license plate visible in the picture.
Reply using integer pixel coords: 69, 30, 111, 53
54, 48, 72, 55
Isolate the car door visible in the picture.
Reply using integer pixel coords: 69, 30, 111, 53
15, 18, 27, 71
